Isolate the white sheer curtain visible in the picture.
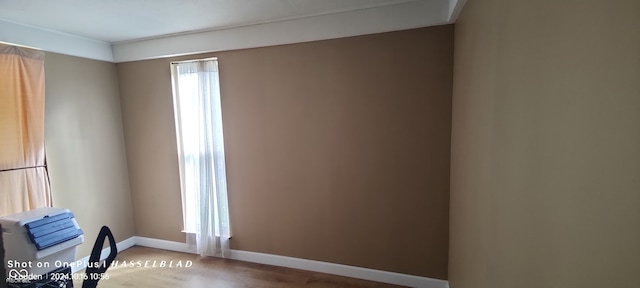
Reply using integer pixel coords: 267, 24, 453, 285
171, 58, 231, 257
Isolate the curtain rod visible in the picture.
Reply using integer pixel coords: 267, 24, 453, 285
0, 165, 47, 173
0, 41, 42, 51
171, 57, 218, 64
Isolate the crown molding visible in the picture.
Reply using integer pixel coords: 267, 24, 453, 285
0, 0, 466, 63
112, 0, 449, 62
448, 0, 468, 22
0, 18, 114, 62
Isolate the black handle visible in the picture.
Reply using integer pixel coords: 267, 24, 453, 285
82, 226, 117, 288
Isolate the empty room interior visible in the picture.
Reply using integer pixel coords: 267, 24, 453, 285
1, 0, 638, 287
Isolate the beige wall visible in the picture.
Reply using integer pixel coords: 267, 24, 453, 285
118, 26, 453, 278
449, 0, 640, 287
44, 53, 135, 258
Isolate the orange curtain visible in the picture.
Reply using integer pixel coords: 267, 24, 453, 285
0, 43, 51, 216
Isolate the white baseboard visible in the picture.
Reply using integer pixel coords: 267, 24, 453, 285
72, 236, 136, 273
134, 236, 196, 254
73, 236, 449, 287
133, 236, 449, 288
230, 249, 449, 288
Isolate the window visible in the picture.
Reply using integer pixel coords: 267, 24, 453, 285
170, 58, 231, 257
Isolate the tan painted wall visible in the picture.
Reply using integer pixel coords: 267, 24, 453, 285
44, 52, 135, 259
118, 26, 453, 278
449, 0, 640, 287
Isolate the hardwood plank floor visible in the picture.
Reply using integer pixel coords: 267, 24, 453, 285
73, 246, 406, 287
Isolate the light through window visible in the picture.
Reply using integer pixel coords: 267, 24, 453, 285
170, 58, 231, 257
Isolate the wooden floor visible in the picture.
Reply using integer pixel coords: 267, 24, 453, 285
73, 246, 406, 288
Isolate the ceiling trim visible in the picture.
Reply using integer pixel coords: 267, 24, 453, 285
0, 18, 114, 62
448, 0, 468, 22
0, 0, 466, 63
113, 0, 449, 62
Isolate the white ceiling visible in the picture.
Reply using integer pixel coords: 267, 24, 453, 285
0, 0, 466, 62
1, 0, 425, 43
